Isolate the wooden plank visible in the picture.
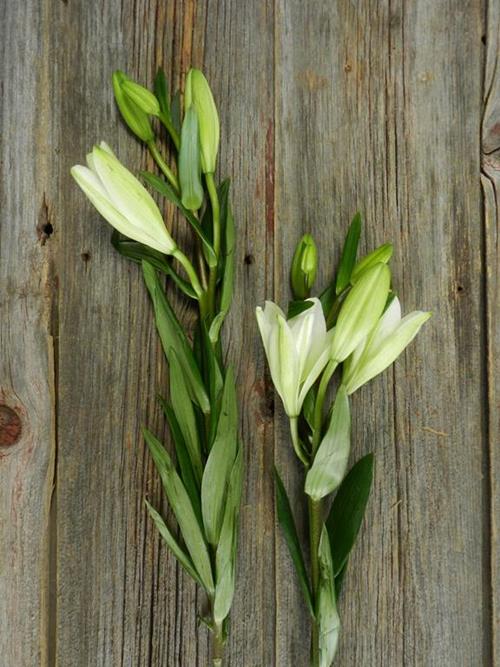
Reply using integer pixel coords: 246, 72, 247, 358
49, 1, 275, 665
482, 0, 500, 661
0, 2, 56, 665
274, 1, 488, 665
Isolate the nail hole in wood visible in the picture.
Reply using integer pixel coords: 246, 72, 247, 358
244, 254, 255, 265
81, 251, 91, 263
0, 405, 22, 447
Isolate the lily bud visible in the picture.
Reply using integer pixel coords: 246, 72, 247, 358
179, 107, 204, 211
112, 70, 155, 143
342, 297, 432, 394
351, 243, 393, 284
184, 69, 219, 174
71, 142, 176, 255
121, 79, 161, 117
290, 234, 318, 299
331, 263, 391, 362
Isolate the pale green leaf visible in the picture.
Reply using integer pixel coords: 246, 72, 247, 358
201, 368, 238, 545
305, 387, 351, 501
143, 428, 214, 594
145, 500, 202, 586
213, 447, 243, 625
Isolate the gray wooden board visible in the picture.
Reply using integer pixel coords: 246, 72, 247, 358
0, 1, 496, 665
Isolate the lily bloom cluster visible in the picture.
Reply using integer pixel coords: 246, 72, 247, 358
256, 219, 430, 667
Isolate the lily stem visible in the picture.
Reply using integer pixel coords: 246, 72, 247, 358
147, 140, 179, 193
308, 496, 322, 667
173, 248, 204, 299
212, 622, 225, 667
290, 417, 309, 467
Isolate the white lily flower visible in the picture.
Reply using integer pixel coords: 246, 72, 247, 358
256, 298, 335, 418
342, 296, 432, 394
71, 142, 177, 255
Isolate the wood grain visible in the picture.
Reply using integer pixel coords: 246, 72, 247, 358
0, 0, 495, 665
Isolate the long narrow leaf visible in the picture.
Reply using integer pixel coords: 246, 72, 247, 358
141, 171, 217, 267
335, 212, 362, 294
213, 447, 243, 625
158, 396, 202, 524
274, 467, 315, 618
326, 453, 374, 576
111, 231, 197, 298
305, 387, 351, 501
209, 180, 235, 344
145, 500, 203, 586
201, 368, 238, 545
143, 428, 214, 594
142, 261, 210, 414
317, 527, 341, 667
169, 349, 203, 483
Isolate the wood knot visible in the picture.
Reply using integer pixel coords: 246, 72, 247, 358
0, 405, 22, 446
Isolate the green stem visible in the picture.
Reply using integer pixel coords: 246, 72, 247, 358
147, 140, 179, 192
308, 497, 322, 667
172, 248, 204, 299
290, 416, 309, 467
205, 172, 220, 320
212, 622, 224, 666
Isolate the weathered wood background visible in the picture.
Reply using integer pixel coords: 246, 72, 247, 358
1, 1, 498, 665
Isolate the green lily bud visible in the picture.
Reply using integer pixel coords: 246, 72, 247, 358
351, 243, 393, 284
121, 79, 161, 116
290, 234, 318, 299
331, 263, 391, 362
179, 107, 204, 211
112, 70, 154, 143
184, 69, 219, 174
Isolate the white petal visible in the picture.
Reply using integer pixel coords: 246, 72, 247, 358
345, 310, 431, 393
277, 315, 300, 416
91, 147, 176, 253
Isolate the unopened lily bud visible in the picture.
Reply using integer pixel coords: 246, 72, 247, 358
331, 263, 391, 362
122, 79, 161, 117
184, 69, 219, 174
71, 142, 176, 255
291, 234, 318, 300
112, 70, 155, 143
351, 243, 393, 284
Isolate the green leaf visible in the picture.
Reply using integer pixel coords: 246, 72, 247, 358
287, 299, 314, 320
154, 69, 180, 150
274, 467, 315, 618
158, 397, 202, 524
154, 67, 170, 116
213, 447, 243, 625
142, 261, 210, 414
179, 107, 204, 211
141, 172, 217, 267
201, 368, 238, 545
319, 282, 336, 321
169, 349, 203, 483
305, 387, 351, 501
111, 231, 197, 299
334, 560, 348, 599
208, 180, 235, 344
326, 453, 374, 576
317, 527, 340, 667
145, 500, 202, 586
171, 89, 182, 136
143, 428, 214, 594
335, 212, 362, 295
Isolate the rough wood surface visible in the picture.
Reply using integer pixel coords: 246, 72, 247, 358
0, 1, 496, 666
